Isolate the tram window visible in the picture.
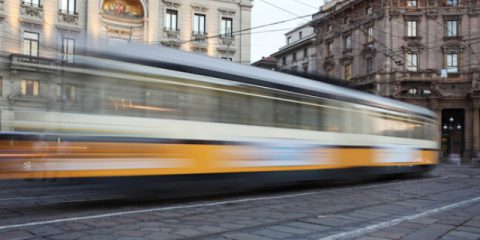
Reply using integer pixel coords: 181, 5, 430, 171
300, 104, 319, 130
219, 91, 250, 125
250, 96, 274, 127
182, 87, 218, 122
321, 106, 343, 132
143, 83, 181, 120
274, 99, 300, 128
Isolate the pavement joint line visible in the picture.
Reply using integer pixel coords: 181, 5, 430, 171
0, 175, 453, 231
317, 195, 480, 240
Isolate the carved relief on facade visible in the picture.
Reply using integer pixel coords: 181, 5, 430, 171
401, 40, 425, 53
163, 0, 181, 9
218, 8, 236, 16
441, 41, 466, 53
192, 4, 208, 13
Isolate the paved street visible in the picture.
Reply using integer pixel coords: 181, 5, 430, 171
1, 165, 480, 240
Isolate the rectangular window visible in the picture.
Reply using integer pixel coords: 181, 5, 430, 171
344, 34, 352, 49
366, 6, 373, 15
406, 53, 418, 71
327, 41, 333, 56
221, 17, 233, 37
282, 57, 286, 65
293, 52, 297, 62
165, 9, 178, 31
193, 14, 206, 34
447, 0, 458, 6
62, 38, 75, 63
367, 58, 373, 74
407, 0, 417, 7
65, 84, 76, 102
60, 0, 76, 14
344, 64, 352, 80
23, 0, 41, 7
304, 48, 308, 59
21, 80, 39, 96
367, 26, 374, 43
327, 67, 334, 78
299, 31, 303, 39
23, 32, 39, 57
446, 20, 458, 37
287, 36, 291, 44
447, 53, 458, 73
407, 21, 417, 37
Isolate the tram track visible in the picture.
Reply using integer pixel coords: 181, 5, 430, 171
0, 173, 460, 231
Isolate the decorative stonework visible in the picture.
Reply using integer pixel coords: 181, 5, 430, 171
20, 3, 43, 23
58, 12, 79, 25
218, 8, 236, 16
192, 4, 208, 13
163, 0, 181, 8
402, 40, 425, 53
441, 41, 466, 53
217, 37, 236, 52
426, 10, 438, 19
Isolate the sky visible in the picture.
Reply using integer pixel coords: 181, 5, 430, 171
250, 0, 324, 63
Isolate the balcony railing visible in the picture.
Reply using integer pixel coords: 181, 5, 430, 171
397, 71, 435, 81
10, 54, 56, 66
20, 2, 43, 20
163, 28, 181, 40
191, 32, 208, 49
192, 32, 208, 42
58, 11, 79, 25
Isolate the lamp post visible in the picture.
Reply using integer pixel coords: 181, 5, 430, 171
443, 116, 462, 163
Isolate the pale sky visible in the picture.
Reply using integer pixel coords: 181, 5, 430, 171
250, 0, 323, 63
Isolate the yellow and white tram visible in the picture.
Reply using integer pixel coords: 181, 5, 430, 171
0, 44, 438, 181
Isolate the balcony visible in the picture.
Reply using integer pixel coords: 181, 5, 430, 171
351, 74, 376, 86
217, 36, 236, 52
10, 54, 57, 71
191, 32, 208, 49
57, 11, 79, 26
161, 28, 181, 47
395, 71, 435, 82
20, 2, 44, 24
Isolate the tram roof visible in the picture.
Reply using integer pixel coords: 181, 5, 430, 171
88, 43, 436, 119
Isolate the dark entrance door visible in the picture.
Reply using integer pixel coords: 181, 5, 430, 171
441, 109, 465, 161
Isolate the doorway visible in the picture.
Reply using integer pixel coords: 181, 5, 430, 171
441, 109, 465, 162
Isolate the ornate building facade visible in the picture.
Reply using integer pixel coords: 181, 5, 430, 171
312, 0, 480, 163
0, 0, 252, 131
271, 22, 317, 74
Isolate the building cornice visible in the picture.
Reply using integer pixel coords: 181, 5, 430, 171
271, 35, 316, 57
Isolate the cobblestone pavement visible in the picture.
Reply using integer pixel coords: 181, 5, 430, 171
1, 165, 480, 240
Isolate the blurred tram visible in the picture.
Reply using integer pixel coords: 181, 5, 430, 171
0, 44, 439, 181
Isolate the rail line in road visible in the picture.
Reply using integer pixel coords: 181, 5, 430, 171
0, 166, 479, 240
0, 174, 454, 230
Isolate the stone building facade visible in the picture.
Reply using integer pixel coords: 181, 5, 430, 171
312, 0, 480, 163
271, 22, 317, 74
0, 0, 252, 131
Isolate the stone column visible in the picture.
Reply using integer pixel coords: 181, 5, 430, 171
473, 105, 480, 160
464, 108, 473, 164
